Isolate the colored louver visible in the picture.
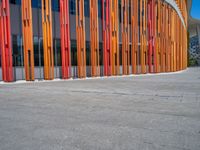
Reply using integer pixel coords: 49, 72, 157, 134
131, 0, 139, 74
0, 0, 13, 82
121, 0, 130, 75
110, 0, 119, 76
22, 0, 35, 81
102, 0, 111, 76
90, 0, 100, 77
76, 0, 86, 78
0, 0, 188, 82
41, 0, 54, 80
60, 0, 71, 79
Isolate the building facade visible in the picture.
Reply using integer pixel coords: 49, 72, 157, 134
0, 0, 188, 82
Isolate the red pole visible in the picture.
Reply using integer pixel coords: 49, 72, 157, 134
148, 0, 156, 73
0, 0, 13, 82
153, 0, 157, 73
102, 0, 111, 76
148, 0, 152, 73
60, 0, 71, 79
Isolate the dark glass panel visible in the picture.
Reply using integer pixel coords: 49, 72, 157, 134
84, 0, 89, 17
71, 40, 77, 66
10, 0, 21, 4
12, 35, 23, 67
98, 0, 102, 18
70, 0, 76, 15
52, 0, 60, 11
33, 36, 39, 66
54, 39, 61, 66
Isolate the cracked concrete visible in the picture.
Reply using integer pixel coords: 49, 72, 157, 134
0, 67, 200, 150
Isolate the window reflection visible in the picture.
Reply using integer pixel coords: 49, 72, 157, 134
52, 0, 60, 11
33, 37, 39, 66
10, 0, 21, 4
99, 42, 103, 65
71, 40, 77, 66
86, 41, 90, 66
10, 0, 102, 18
39, 38, 44, 66
32, 36, 44, 66
32, 0, 41, 9
54, 39, 61, 66
12, 35, 23, 67
98, 0, 102, 18
70, 0, 76, 15
84, 0, 89, 17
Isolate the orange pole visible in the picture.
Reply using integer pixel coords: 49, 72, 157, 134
131, 0, 138, 74
121, 0, 130, 75
22, 0, 35, 81
110, 0, 119, 76
140, 0, 148, 74
76, 0, 86, 78
41, 0, 54, 80
90, 0, 100, 77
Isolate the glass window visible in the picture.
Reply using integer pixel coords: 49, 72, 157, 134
32, 0, 41, 9
70, 0, 76, 15
33, 36, 40, 66
71, 40, 77, 66
98, 0, 102, 18
119, 2, 121, 23
39, 38, 44, 66
119, 44, 122, 65
52, 0, 60, 11
32, 0, 59, 10
54, 39, 61, 66
99, 42, 103, 65
12, 35, 23, 67
84, 0, 89, 17
10, 0, 21, 4
86, 41, 90, 66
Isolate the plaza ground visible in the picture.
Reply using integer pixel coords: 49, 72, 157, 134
0, 67, 200, 150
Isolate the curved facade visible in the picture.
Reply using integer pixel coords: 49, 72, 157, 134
0, 0, 188, 82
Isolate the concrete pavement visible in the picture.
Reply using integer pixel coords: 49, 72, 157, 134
0, 67, 200, 150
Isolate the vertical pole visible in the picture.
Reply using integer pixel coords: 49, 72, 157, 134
121, 0, 130, 75
102, 0, 111, 76
152, 0, 157, 73
60, 0, 71, 79
131, 0, 138, 74
140, 0, 147, 74
22, 0, 35, 81
90, 0, 99, 77
0, 0, 13, 82
41, 0, 54, 80
76, 0, 86, 78
156, 0, 161, 73
110, 0, 119, 75
148, 0, 155, 73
